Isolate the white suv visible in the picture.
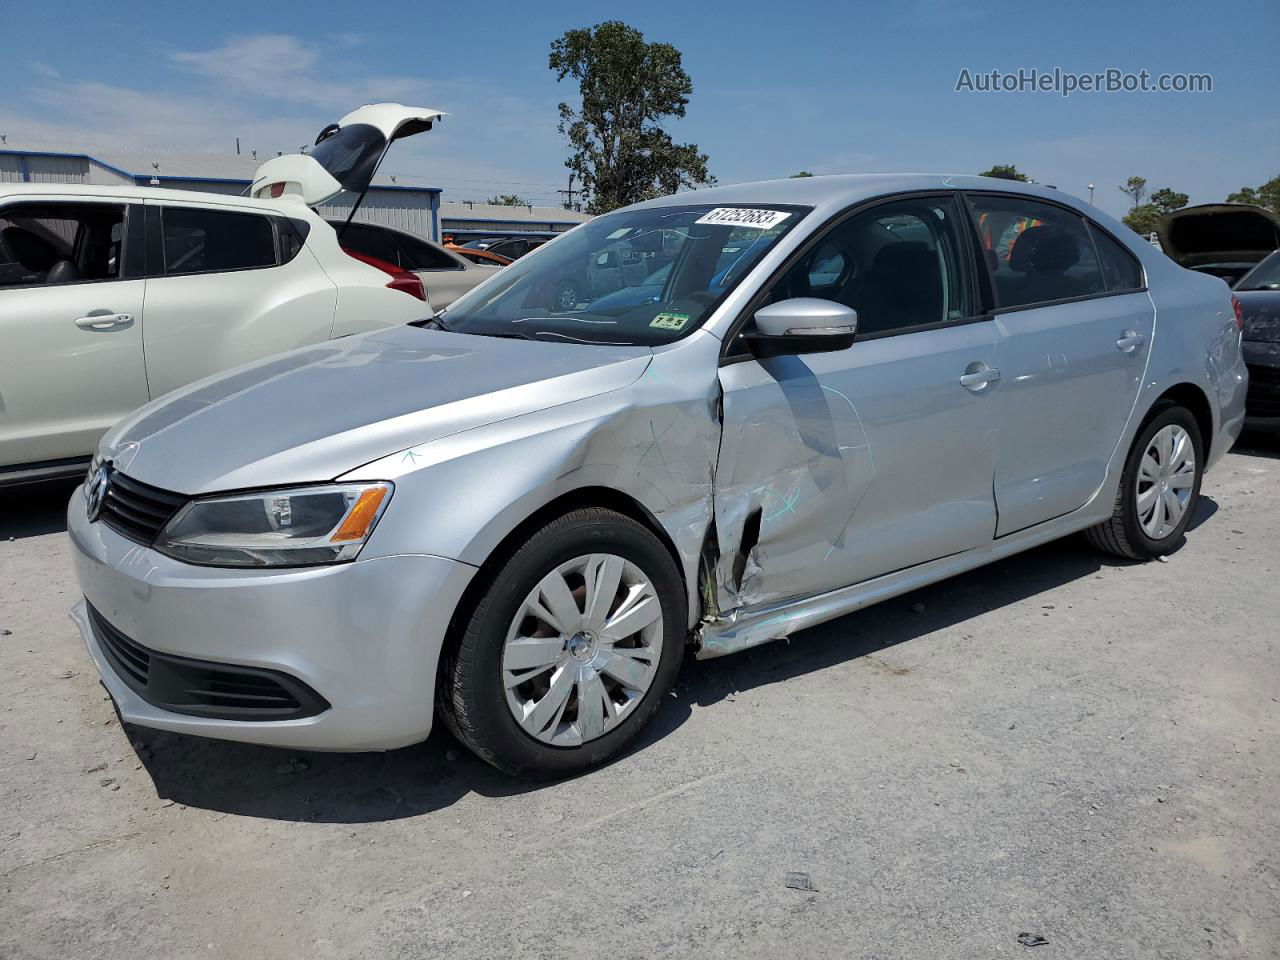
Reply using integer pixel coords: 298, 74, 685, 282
0, 103, 450, 485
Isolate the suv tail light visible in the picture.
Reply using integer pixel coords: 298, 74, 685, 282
1231, 294, 1244, 332
343, 248, 426, 301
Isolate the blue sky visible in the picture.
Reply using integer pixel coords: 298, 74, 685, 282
2, 0, 1276, 217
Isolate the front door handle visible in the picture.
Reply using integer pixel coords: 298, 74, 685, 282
74, 313, 133, 330
1116, 330, 1146, 353
959, 363, 1001, 392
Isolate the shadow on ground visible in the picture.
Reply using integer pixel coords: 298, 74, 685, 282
0, 479, 80, 540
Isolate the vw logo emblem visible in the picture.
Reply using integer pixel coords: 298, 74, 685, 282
86, 465, 111, 523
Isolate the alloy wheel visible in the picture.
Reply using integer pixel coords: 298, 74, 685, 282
1135, 423, 1196, 540
502, 553, 663, 747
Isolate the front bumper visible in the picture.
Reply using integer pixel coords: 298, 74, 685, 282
68, 487, 476, 751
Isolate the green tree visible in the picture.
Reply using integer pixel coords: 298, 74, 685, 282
1122, 203, 1162, 236
790, 171, 814, 178
486, 194, 529, 207
550, 21, 714, 214
978, 164, 1029, 181
1226, 175, 1280, 214
1119, 176, 1147, 209
1149, 187, 1189, 214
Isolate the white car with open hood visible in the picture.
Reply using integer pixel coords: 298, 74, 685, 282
0, 103, 454, 486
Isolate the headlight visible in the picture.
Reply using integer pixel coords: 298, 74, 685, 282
155, 483, 392, 568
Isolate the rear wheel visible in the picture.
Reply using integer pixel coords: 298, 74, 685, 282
437, 508, 686, 778
1085, 403, 1203, 560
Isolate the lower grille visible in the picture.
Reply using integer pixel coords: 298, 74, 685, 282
88, 603, 329, 722
1246, 364, 1280, 418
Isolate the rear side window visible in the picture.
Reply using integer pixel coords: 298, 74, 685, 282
967, 195, 1105, 309
337, 223, 402, 266
1088, 222, 1144, 291
162, 207, 276, 275
396, 233, 461, 270
0, 202, 126, 287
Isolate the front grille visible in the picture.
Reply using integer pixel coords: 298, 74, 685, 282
88, 603, 329, 721
1246, 364, 1280, 418
98, 470, 188, 545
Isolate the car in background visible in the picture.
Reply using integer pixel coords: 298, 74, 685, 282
1157, 203, 1280, 286
69, 174, 1245, 778
1234, 249, 1280, 430
448, 246, 513, 267
328, 221, 499, 311
0, 102, 442, 486
461, 235, 552, 260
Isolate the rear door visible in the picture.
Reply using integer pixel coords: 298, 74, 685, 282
0, 198, 148, 468
140, 200, 337, 399
965, 192, 1153, 535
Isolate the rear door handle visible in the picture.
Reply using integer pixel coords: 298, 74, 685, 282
1116, 330, 1146, 353
959, 363, 1001, 392
74, 313, 133, 330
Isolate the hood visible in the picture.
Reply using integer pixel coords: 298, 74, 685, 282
1157, 204, 1280, 270
250, 102, 445, 207
102, 326, 651, 494
1238, 290, 1280, 343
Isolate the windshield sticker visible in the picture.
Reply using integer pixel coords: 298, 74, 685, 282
606, 227, 631, 240
694, 208, 792, 230
650, 312, 690, 331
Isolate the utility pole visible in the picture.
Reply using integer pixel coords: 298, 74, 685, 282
557, 173, 580, 212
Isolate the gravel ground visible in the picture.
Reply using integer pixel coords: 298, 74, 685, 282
1, 437, 1278, 960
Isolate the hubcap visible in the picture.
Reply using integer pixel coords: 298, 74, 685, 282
502, 553, 663, 747
1136, 424, 1196, 540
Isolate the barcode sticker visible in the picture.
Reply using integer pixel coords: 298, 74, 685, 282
694, 208, 792, 230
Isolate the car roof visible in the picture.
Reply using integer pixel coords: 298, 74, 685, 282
0, 181, 307, 214
629, 173, 1085, 216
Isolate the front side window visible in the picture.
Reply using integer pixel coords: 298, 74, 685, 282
162, 207, 276, 276
968, 195, 1104, 308
0, 202, 125, 287
759, 195, 975, 337
437, 204, 808, 345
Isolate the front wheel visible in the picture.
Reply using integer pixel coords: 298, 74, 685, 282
437, 508, 686, 778
1085, 403, 1203, 560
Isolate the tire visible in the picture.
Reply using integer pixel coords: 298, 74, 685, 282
437, 507, 686, 779
1085, 403, 1204, 560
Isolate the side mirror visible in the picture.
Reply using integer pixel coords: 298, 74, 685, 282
743, 298, 857, 358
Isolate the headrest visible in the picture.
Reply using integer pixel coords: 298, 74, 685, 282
1, 226, 59, 272
1009, 225, 1080, 274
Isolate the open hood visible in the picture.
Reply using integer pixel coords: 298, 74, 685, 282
1157, 203, 1280, 272
250, 102, 445, 207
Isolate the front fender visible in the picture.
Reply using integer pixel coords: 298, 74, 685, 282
344, 338, 724, 628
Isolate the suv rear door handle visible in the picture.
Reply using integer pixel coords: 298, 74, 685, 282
959, 363, 1001, 392
1116, 330, 1145, 353
75, 313, 132, 330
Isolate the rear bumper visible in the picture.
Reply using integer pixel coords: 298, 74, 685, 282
68, 487, 476, 751
1243, 341, 1280, 430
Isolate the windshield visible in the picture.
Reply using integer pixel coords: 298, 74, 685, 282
1236, 250, 1280, 290
436, 203, 808, 345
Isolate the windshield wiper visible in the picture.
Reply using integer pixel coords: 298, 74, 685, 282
409, 314, 452, 331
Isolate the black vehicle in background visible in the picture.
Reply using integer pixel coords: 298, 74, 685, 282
1235, 250, 1280, 431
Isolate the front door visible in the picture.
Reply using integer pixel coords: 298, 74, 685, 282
0, 199, 148, 468
712, 193, 1000, 612
965, 193, 1155, 535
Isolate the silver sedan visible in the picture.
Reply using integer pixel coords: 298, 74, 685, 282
68, 174, 1248, 777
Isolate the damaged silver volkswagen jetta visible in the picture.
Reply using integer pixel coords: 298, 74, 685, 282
69, 175, 1247, 777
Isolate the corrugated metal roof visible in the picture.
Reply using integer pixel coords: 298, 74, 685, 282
0, 144, 440, 192
439, 201, 590, 224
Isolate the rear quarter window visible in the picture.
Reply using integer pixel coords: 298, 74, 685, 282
162, 207, 277, 275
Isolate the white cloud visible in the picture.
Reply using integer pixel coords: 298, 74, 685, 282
0, 33, 572, 204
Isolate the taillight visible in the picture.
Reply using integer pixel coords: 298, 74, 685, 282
343, 248, 426, 301
1231, 294, 1244, 332
269, 182, 285, 199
